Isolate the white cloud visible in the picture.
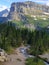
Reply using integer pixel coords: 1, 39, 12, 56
46, 2, 49, 6
36, 0, 48, 1
0, 5, 9, 12
4, 0, 12, 2
33, 0, 49, 6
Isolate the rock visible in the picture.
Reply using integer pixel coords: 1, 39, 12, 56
7, 1, 49, 21
0, 1, 49, 22
0, 9, 9, 17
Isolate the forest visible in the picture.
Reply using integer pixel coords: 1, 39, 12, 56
0, 21, 49, 55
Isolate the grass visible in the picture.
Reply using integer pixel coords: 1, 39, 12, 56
6, 46, 15, 55
11, 15, 49, 29
12, 20, 23, 26
26, 58, 45, 65
26, 15, 49, 28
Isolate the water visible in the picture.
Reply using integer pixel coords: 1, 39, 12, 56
44, 62, 49, 65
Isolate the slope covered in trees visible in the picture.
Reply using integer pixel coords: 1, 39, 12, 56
0, 22, 49, 55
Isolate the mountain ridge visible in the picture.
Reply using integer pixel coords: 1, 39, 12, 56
0, 1, 49, 22
7, 1, 49, 21
0, 9, 9, 17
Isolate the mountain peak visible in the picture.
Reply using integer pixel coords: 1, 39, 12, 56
0, 9, 9, 17
7, 1, 49, 21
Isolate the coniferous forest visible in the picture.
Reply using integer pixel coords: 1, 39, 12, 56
0, 22, 49, 55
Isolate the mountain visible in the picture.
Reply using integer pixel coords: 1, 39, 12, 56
0, 9, 9, 22
0, 1, 49, 22
0, 9, 9, 17
7, 1, 49, 21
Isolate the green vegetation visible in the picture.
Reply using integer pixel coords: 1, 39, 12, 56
0, 21, 49, 55
0, 22, 22, 53
27, 30, 49, 55
26, 15, 49, 27
0, 21, 49, 65
12, 20, 23, 26
26, 58, 45, 65
9, 16, 49, 29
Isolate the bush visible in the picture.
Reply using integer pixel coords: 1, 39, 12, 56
26, 58, 45, 65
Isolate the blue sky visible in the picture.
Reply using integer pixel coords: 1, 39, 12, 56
0, 0, 49, 11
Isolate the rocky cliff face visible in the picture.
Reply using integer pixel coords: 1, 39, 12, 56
7, 2, 27, 21
7, 1, 49, 21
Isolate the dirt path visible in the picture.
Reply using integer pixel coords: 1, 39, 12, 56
4, 47, 26, 65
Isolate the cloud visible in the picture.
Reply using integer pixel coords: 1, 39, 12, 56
46, 2, 49, 6
0, 5, 9, 11
32, 0, 49, 6
4, 0, 10, 2
37, 0, 48, 1
45, 0, 49, 6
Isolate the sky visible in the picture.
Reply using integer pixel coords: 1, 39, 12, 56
0, 0, 49, 11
